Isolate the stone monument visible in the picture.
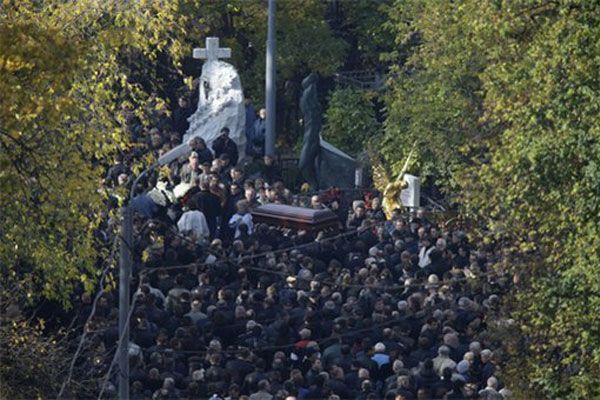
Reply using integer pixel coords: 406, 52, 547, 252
183, 37, 246, 160
400, 174, 420, 209
318, 139, 358, 190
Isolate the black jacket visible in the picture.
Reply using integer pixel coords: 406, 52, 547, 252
190, 190, 221, 235
212, 135, 239, 165
172, 106, 192, 135
327, 379, 355, 399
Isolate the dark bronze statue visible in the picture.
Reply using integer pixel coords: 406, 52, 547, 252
283, 79, 301, 144
298, 73, 321, 189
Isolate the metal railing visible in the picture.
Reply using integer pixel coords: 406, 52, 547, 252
334, 70, 385, 91
275, 155, 300, 189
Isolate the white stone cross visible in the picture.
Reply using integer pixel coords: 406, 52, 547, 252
193, 37, 231, 62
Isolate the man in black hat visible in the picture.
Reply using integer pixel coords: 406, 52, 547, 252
212, 127, 239, 166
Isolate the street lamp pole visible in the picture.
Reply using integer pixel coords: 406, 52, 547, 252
265, 0, 276, 157
117, 205, 132, 400
118, 168, 150, 400
117, 146, 183, 399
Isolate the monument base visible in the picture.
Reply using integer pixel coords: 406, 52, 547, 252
317, 139, 358, 190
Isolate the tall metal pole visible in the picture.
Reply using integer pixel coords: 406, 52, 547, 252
265, 0, 276, 157
118, 205, 132, 400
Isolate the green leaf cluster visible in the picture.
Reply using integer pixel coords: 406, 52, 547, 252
0, 0, 205, 306
0, 0, 351, 307
209, 0, 348, 101
383, 1, 600, 397
330, 0, 396, 69
382, 1, 485, 179
0, 316, 74, 399
323, 87, 379, 157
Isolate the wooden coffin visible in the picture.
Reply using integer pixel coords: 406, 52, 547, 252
251, 204, 340, 234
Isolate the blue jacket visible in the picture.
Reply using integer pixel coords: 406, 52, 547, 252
253, 118, 266, 145
371, 353, 390, 367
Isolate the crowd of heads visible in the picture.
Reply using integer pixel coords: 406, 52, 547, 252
84, 98, 513, 400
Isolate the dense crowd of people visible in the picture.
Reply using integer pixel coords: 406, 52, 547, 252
80, 96, 513, 400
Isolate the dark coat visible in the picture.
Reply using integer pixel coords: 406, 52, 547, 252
194, 147, 214, 165
190, 189, 221, 236
212, 135, 239, 166
225, 358, 256, 386
327, 378, 355, 399
251, 118, 266, 156
172, 106, 192, 135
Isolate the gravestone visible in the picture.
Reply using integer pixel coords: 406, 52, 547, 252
183, 37, 246, 160
318, 138, 358, 190
400, 174, 420, 209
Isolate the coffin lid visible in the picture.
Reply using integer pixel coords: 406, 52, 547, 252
251, 204, 338, 225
